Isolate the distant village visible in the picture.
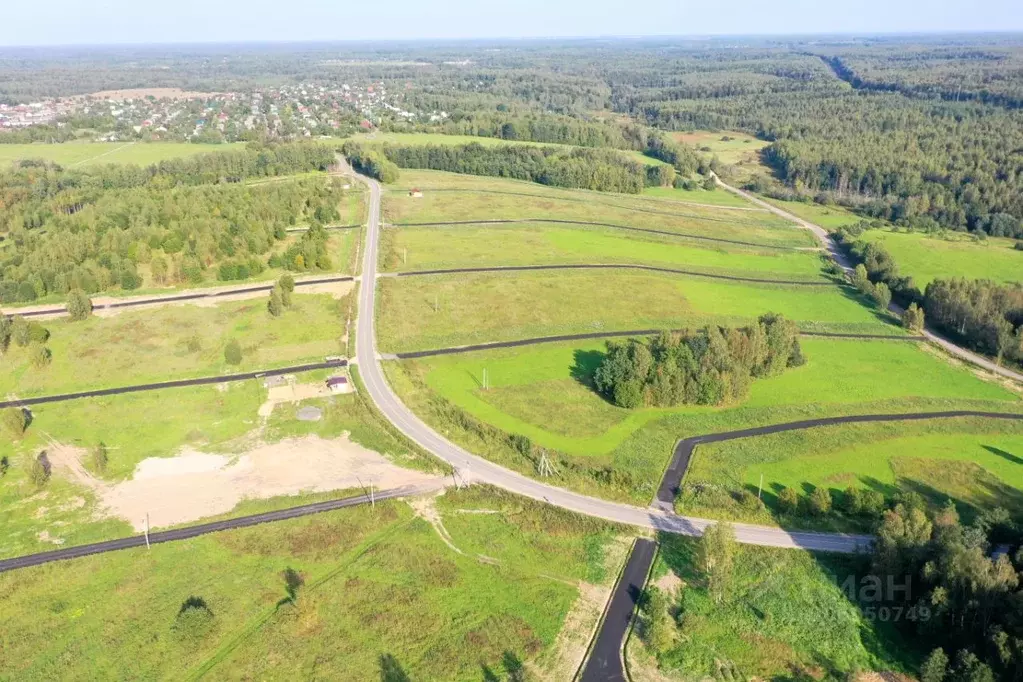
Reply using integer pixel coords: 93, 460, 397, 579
0, 81, 448, 142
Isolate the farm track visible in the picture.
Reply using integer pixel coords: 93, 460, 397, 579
394, 263, 830, 286
391, 218, 812, 251
0, 359, 347, 409
391, 330, 923, 359
0, 482, 444, 573
2, 275, 355, 319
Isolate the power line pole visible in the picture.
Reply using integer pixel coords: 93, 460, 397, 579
143, 513, 151, 550
403, 247, 407, 265
757, 473, 764, 500
537, 450, 555, 478
482, 368, 488, 391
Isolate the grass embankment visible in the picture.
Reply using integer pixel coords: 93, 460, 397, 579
388, 337, 1021, 504
0, 487, 622, 681
376, 270, 898, 353
2, 293, 346, 398
683, 417, 1023, 531
628, 535, 916, 679
0, 141, 245, 167
380, 223, 828, 280
859, 228, 1022, 286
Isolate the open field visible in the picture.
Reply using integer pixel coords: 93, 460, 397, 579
0, 141, 244, 167
640, 184, 752, 207
860, 228, 1022, 286
682, 417, 1023, 531
387, 336, 1021, 503
628, 535, 915, 679
380, 223, 829, 280
0, 487, 623, 681
376, 270, 899, 353
1, 291, 349, 398
671, 130, 772, 184
1, 367, 438, 558
764, 197, 867, 230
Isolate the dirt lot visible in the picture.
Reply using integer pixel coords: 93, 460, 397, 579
83, 88, 222, 101
47, 435, 441, 530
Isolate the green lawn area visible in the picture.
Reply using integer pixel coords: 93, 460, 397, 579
388, 336, 1020, 504
0, 141, 243, 167
765, 197, 867, 230
2, 292, 347, 398
682, 417, 1023, 531
860, 228, 1022, 286
380, 223, 828, 280
641, 184, 754, 208
0, 486, 621, 681
628, 536, 916, 679
376, 270, 898, 353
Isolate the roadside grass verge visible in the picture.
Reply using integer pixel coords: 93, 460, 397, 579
681, 417, 1023, 531
379, 223, 829, 280
1, 292, 347, 398
386, 337, 1020, 504
859, 228, 1022, 286
376, 270, 899, 353
0, 141, 245, 167
0, 489, 620, 681
627, 534, 917, 679
763, 196, 866, 231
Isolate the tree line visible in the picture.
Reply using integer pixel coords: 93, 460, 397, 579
593, 315, 804, 408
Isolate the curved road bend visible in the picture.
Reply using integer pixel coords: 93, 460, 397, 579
395, 263, 829, 286
0, 482, 444, 574
715, 177, 1023, 385
655, 410, 1023, 509
393, 219, 812, 252
0, 359, 347, 410
3, 275, 355, 320
393, 330, 924, 360
356, 174, 869, 554
580, 538, 656, 682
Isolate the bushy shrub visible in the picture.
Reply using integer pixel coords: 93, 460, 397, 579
224, 339, 242, 365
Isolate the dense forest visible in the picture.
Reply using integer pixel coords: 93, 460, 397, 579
593, 315, 804, 408
0, 143, 345, 302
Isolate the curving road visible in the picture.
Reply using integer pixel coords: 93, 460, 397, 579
714, 177, 1023, 385
355, 174, 871, 553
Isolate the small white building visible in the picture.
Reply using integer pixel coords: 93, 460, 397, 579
326, 376, 351, 394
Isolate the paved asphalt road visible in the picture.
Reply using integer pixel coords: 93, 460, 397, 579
655, 410, 1023, 508
715, 177, 1023, 385
393, 329, 924, 360
580, 538, 657, 682
395, 262, 829, 286
3, 275, 355, 319
0, 359, 347, 410
0, 481, 444, 573
355, 173, 871, 553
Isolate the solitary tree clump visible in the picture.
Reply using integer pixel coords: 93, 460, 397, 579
871, 281, 892, 311
643, 587, 675, 654
29, 343, 51, 369
172, 596, 216, 645
66, 289, 93, 321
699, 521, 736, 603
0, 315, 12, 352
777, 487, 800, 514
224, 339, 243, 365
2, 407, 27, 439
28, 452, 50, 488
809, 487, 833, 516
902, 302, 925, 332
278, 274, 295, 307
267, 285, 284, 317
920, 648, 948, 682
0, 456, 8, 476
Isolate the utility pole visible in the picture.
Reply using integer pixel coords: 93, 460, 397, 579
482, 368, 488, 391
403, 247, 407, 265
757, 474, 764, 500
143, 513, 151, 550
433, 294, 438, 313
537, 450, 555, 478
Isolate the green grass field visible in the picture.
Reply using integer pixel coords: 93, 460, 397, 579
682, 417, 1023, 531
388, 337, 1020, 503
380, 223, 828, 280
0, 141, 244, 167
640, 183, 754, 208
0, 486, 621, 681
629, 535, 915, 679
1, 292, 347, 398
860, 228, 1022, 286
765, 197, 868, 230
376, 270, 898, 353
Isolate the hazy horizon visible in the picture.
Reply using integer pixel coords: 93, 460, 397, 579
3, 0, 1022, 48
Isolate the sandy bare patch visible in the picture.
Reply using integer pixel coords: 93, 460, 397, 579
84, 88, 222, 101
856, 673, 915, 682
258, 382, 332, 417
409, 491, 464, 555
538, 581, 612, 681
99, 435, 440, 530
36, 530, 65, 546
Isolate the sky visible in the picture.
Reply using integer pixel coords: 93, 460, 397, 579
1, 0, 1022, 46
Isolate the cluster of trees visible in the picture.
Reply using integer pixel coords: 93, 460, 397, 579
0, 155, 347, 302
342, 144, 400, 183
358, 141, 656, 194
873, 500, 1023, 681
266, 274, 294, 317
836, 228, 1023, 366
0, 315, 52, 369
593, 315, 804, 409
